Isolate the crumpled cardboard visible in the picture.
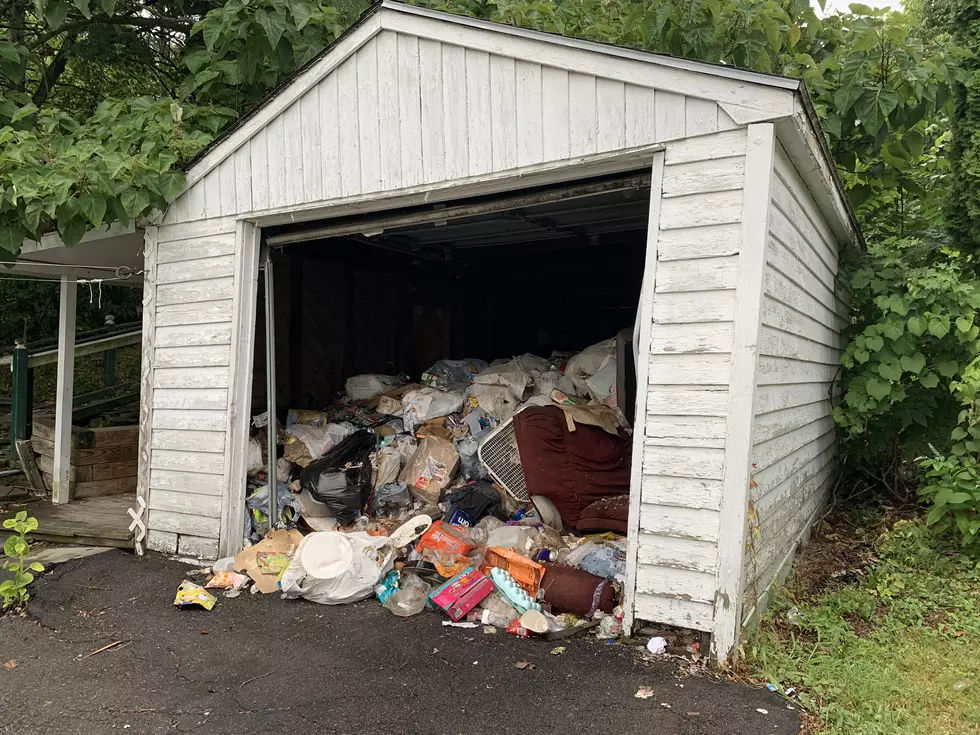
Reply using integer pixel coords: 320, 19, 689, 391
234, 529, 305, 594
399, 435, 459, 505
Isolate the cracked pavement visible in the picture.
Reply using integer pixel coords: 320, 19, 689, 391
0, 550, 799, 734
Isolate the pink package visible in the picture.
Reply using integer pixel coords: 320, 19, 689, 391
428, 567, 494, 622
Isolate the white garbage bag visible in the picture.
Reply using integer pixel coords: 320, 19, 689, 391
401, 388, 464, 433
280, 532, 394, 605
473, 354, 548, 398
464, 383, 521, 423
345, 374, 404, 402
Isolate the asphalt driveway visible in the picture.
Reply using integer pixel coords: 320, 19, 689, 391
0, 550, 798, 734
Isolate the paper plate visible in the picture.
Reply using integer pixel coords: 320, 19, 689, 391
300, 532, 354, 579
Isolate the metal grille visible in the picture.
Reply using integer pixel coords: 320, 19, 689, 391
478, 417, 530, 503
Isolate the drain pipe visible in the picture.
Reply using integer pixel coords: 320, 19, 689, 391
263, 245, 278, 528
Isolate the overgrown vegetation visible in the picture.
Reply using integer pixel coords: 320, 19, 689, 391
749, 510, 980, 734
1, 511, 42, 609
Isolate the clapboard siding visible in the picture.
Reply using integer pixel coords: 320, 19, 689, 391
634, 128, 748, 632
744, 139, 843, 615
165, 30, 743, 225
145, 225, 238, 548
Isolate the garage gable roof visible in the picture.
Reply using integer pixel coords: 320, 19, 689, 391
178, 0, 858, 245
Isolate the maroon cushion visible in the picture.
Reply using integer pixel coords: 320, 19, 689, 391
514, 406, 631, 525
575, 495, 630, 534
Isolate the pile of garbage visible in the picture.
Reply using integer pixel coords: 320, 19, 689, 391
221, 339, 632, 639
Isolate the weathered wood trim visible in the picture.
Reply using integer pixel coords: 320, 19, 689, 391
711, 122, 775, 667
219, 221, 261, 558
136, 226, 158, 549
52, 275, 77, 505
624, 149, 665, 632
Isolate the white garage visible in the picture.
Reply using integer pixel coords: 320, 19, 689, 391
136, 0, 858, 664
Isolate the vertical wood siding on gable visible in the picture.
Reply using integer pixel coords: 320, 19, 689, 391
163, 32, 742, 226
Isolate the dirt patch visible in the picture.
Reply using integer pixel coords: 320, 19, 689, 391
924, 609, 949, 629
844, 612, 875, 638
799, 712, 822, 735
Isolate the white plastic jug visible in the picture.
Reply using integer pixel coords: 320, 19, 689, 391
486, 525, 533, 553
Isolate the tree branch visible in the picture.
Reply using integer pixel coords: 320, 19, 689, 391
32, 33, 77, 107
33, 14, 193, 48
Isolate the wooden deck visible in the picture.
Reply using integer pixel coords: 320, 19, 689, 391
0, 494, 135, 548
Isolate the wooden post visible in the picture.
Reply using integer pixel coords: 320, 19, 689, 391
9, 342, 29, 454
52, 275, 77, 505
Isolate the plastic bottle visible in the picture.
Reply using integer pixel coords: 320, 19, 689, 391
466, 609, 516, 628
479, 592, 520, 622
486, 525, 533, 552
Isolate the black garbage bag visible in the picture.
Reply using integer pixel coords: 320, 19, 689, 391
442, 480, 508, 526
300, 430, 376, 525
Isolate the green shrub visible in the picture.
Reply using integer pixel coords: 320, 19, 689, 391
1, 511, 43, 609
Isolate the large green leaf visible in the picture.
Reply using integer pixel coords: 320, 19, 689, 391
120, 188, 150, 218
78, 193, 106, 228
0, 223, 27, 254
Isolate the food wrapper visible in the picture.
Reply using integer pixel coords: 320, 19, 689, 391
257, 552, 291, 575
174, 580, 216, 610
204, 571, 250, 590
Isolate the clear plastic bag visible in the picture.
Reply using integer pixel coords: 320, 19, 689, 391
383, 573, 431, 617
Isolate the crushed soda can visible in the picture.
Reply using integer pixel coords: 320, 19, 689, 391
174, 580, 216, 611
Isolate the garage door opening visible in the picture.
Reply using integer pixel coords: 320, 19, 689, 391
243, 171, 654, 627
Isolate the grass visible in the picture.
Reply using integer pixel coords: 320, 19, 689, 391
746, 509, 980, 735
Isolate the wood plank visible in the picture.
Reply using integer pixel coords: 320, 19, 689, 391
74, 425, 139, 449
636, 532, 719, 574
655, 255, 738, 293
203, 169, 221, 220
149, 489, 221, 518
419, 38, 445, 183
16, 439, 44, 493
663, 156, 744, 198
541, 66, 569, 160
755, 356, 839, 386
53, 275, 76, 505
752, 416, 836, 472
634, 592, 713, 631
148, 509, 219, 539
638, 503, 720, 542
660, 190, 743, 229
149, 468, 224, 495
653, 291, 735, 324
155, 301, 234, 328
74, 475, 137, 498
337, 53, 361, 196
761, 293, 840, 349
376, 30, 401, 190
266, 113, 286, 209
147, 529, 178, 554
596, 78, 626, 152
156, 255, 235, 285
397, 33, 423, 188
647, 353, 732, 386
772, 143, 838, 264
655, 90, 685, 140
759, 325, 840, 365
297, 80, 329, 202
283, 101, 305, 205
636, 565, 716, 604
753, 399, 833, 445
754, 382, 828, 416
36, 455, 136, 482
218, 157, 236, 217
490, 55, 519, 170
153, 367, 229, 389
179, 535, 219, 559
154, 324, 232, 349
643, 445, 725, 480
152, 388, 229, 411
650, 322, 733, 355
154, 345, 231, 369
357, 38, 382, 192
657, 224, 742, 260
150, 448, 225, 475
465, 49, 493, 176
186, 178, 206, 221
646, 415, 727, 441
685, 97, 718, 136
567, 72, 597, 157
234, 142, 252, 212
156, 236, 235, 265
442, 44, 469, 179
151, 409, 227, 432
751, 431, 836, 503
515, 60, 543, 168
319, 70, 342, 199
624, 85, 656, 147
0, 495, 135, 546
666, 128, 746, 165
152, 429, 225, 453
156, 277, 234, 306
646, 388, 729, 417
641, 475, 723, 511
31, 437, 138, 466
250, 128, 269, 212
